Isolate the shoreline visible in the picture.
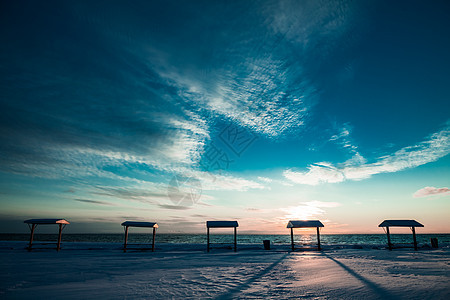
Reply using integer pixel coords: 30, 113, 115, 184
1, 240, 447, 252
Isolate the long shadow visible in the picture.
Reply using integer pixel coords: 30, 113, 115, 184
214, 253, 289, 300
323, 253, 397, 299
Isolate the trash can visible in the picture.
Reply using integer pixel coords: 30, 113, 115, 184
263, 240, 270, 250
431, 238, 438, 248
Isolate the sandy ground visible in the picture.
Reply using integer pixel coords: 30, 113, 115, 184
1, 242, 449, 299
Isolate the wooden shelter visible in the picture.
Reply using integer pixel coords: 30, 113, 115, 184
378, 219, 424, 251
287, 220, 324, 251
206, 221, 239, 252
121, 221, 158, 252
24, 218, 70, 251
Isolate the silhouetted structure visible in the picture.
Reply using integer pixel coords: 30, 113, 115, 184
206, 221, 239, 252
24, 218, 70, 251
121, 221, 158, 252
287, 220, 324, 251
378, 219, 424, 250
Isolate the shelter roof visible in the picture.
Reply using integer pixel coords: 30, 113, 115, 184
207, 221, 239, 228
287, 220, 324, 228
378, 220, 424, 227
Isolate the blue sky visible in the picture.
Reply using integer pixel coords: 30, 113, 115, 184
0, 0, 449, 233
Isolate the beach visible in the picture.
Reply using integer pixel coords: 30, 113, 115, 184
1, 242, 449, 299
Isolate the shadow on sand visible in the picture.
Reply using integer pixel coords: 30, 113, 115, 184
214, 253, 289, 299
214, 251, 397, 299
323, 253, 397, 299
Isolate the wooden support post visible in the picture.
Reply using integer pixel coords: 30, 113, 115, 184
386, 227, 392, 251
152, 227, 156, 252
412, 227, 418, 251
123, 226, 129, 252
28, 224, 36, 251
57, 224, 63, 251
290, 228, 294, 251
317, 227, 321, 251
207, 227, 210, 252
234, 227, 237, 252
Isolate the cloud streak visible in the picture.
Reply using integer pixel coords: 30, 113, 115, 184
74, 199, 115, 206
157, 204, 192, 210
285, 124, 450, 185
413, 187, 450, 198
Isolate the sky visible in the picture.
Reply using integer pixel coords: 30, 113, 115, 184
0, 0, 449, 234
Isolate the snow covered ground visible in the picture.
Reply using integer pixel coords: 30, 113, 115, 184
1, 242, 449, 299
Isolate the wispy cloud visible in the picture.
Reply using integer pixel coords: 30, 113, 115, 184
264, 0, 362, 59
200, 173, 265, 192
157, 204, 192, 210
413, 187, 450, 198
245, 207, 263, 212
330, 123, 365, 162
93, 186, 167, 201
284, 162, 345, 185
190, 214, 209, 218
74, 199, 115, 206
257, 176, 273, 183
153, 52, 313, 139
285, 124, 450, 185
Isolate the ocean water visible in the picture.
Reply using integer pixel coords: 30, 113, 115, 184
1, 233, 449, 248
